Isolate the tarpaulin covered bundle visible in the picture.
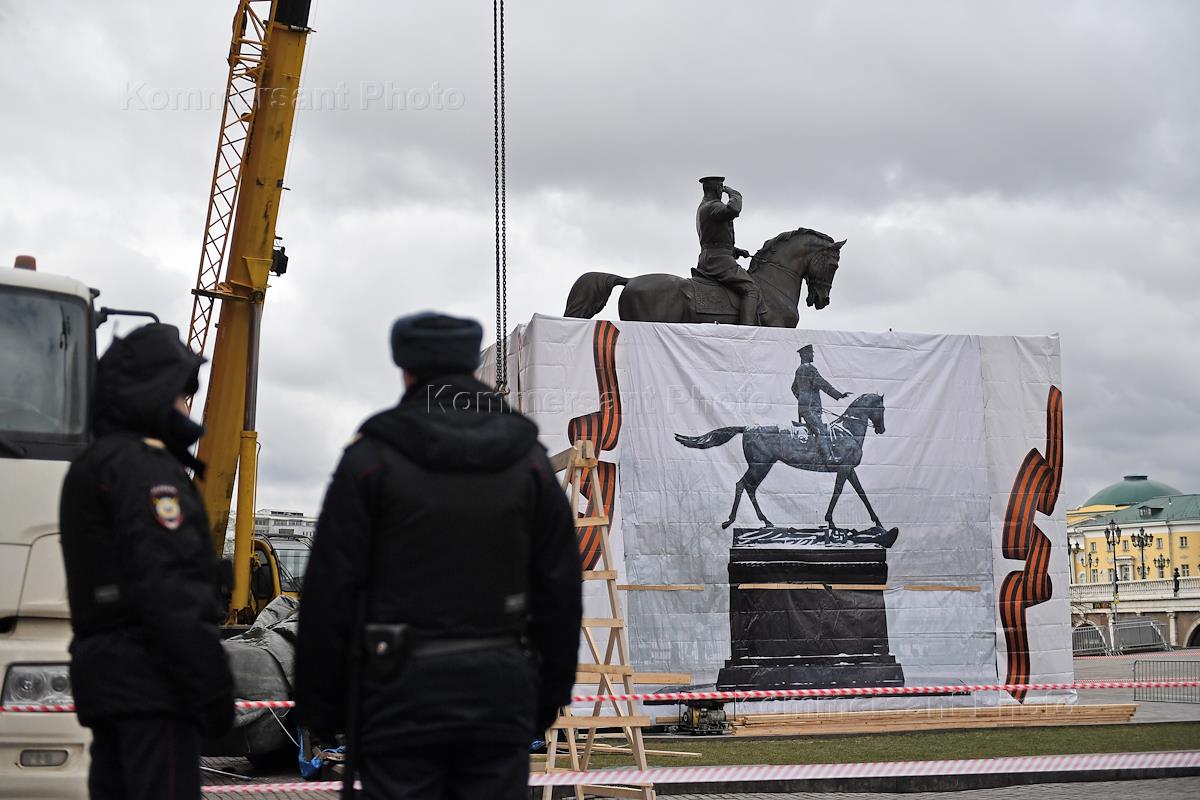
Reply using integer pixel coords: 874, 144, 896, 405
204, 595, 299, 758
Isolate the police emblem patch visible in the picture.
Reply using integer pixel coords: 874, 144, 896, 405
150, 484, 184, 530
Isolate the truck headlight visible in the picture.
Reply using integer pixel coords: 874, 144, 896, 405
2, 664, 73, 705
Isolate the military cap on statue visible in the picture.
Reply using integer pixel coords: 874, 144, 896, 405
699, 176, 725, 187
390, 311, 483, 374
797, 344, 814, 358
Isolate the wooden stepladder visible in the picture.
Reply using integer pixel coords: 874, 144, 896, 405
538, 440, 654, 800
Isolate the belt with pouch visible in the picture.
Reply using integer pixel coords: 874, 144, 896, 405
363, 625, 517, 680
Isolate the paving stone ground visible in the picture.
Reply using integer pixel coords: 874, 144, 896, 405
1074, 649, 1200, 723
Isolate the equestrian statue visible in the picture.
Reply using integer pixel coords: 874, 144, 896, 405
563, 176, 845, 328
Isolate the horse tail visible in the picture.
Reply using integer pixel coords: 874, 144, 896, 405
674, 427, 746, 449
564, 272, 629, 319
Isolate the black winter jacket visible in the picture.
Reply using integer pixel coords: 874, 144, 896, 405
294, 374, 582, 746
58, 324, 233, 733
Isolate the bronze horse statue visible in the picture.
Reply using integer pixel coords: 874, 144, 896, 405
563, 228, 844, 327
675, 393, 887, 534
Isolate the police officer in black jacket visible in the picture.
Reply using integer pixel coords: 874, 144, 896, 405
295, 312, 582, 799
59, 323, 234, 799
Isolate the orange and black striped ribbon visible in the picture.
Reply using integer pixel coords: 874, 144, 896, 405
998, 385, 1063, 702
566, 321, 622, 570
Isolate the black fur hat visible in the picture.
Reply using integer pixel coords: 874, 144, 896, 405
390, 311, 483, 375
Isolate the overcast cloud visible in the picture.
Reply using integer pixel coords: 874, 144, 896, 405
2, 0, 1197, 513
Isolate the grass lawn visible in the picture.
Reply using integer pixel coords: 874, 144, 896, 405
583, 722, 1200, 768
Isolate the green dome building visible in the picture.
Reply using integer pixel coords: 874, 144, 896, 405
1068, 475, 1183, 525
1082, 475, 1183, 509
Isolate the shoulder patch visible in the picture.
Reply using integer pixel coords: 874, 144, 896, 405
149, 484, 184, 530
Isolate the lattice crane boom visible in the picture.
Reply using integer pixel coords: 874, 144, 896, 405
187, 0, 271, 363
189, 0, 312, 623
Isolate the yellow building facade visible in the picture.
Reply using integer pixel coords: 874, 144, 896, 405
1067, 477, 1197, 585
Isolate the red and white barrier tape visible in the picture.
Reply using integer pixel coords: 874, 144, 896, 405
4, 679, 1199, 714
204, 782, 351, 795
568, 679, 1200, 704
199, 750, 1200, 793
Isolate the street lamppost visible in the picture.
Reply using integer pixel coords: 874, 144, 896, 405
1130, 527, 1153, 580
1105, 520, 1124, 598
1153, 554, 1170, 580
1069, 541, 1100, 583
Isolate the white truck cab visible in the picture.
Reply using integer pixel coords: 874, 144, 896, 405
0, 259, 96, 797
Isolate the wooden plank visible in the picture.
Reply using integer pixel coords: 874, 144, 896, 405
575, 663, 634, 676
575, 515, 609, 527
578, 785, 654, 799
549, 714, 652, 730
737, 582, 885, 591
731, 704, 1137, 737
549, 447, 576, 474
616, 583, 704, 591
581, 617, 625, 628
736, 706, 1134, 724
529, 762, 579, 774
589, 744, 701, 758
736, 703, 1135, 725
903, 584, 982, 592
584, 570, 619, 581
574, 671, 691, 685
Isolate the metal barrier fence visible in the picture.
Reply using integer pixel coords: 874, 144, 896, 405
1072, 623, 1110, 656
1113, 618, 1169, 653
1134, 660, 1200, 703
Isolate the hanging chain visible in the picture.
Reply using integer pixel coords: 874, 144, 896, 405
493, 0, 509, 394
500, 0, 508, 392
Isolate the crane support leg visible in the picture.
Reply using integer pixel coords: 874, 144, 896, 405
232, 429, 259, 619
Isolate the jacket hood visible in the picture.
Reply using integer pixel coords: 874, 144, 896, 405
94, 323, 205, 440
359, 374, 540, 472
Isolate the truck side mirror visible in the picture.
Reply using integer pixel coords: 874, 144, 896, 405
95, 307, 160, 329
250, 560, 275, 600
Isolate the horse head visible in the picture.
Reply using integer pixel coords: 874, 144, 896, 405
749, 229, 845, 322
804, 239, 845, 310
846, 392, 886, 434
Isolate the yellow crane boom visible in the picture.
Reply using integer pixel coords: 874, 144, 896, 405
188, 0, 311, 623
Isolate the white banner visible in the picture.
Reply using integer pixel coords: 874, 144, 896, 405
498, 315, 1070, 704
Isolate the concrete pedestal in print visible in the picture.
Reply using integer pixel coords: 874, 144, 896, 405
716, 526, 904, 691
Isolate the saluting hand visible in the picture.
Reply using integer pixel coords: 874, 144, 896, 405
841, 391, 852, 399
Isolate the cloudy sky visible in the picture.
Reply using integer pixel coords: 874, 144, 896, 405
3, 0, 1197, 513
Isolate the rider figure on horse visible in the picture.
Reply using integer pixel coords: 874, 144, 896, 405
696, 176, 762, 325
791, 344, 850, 465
